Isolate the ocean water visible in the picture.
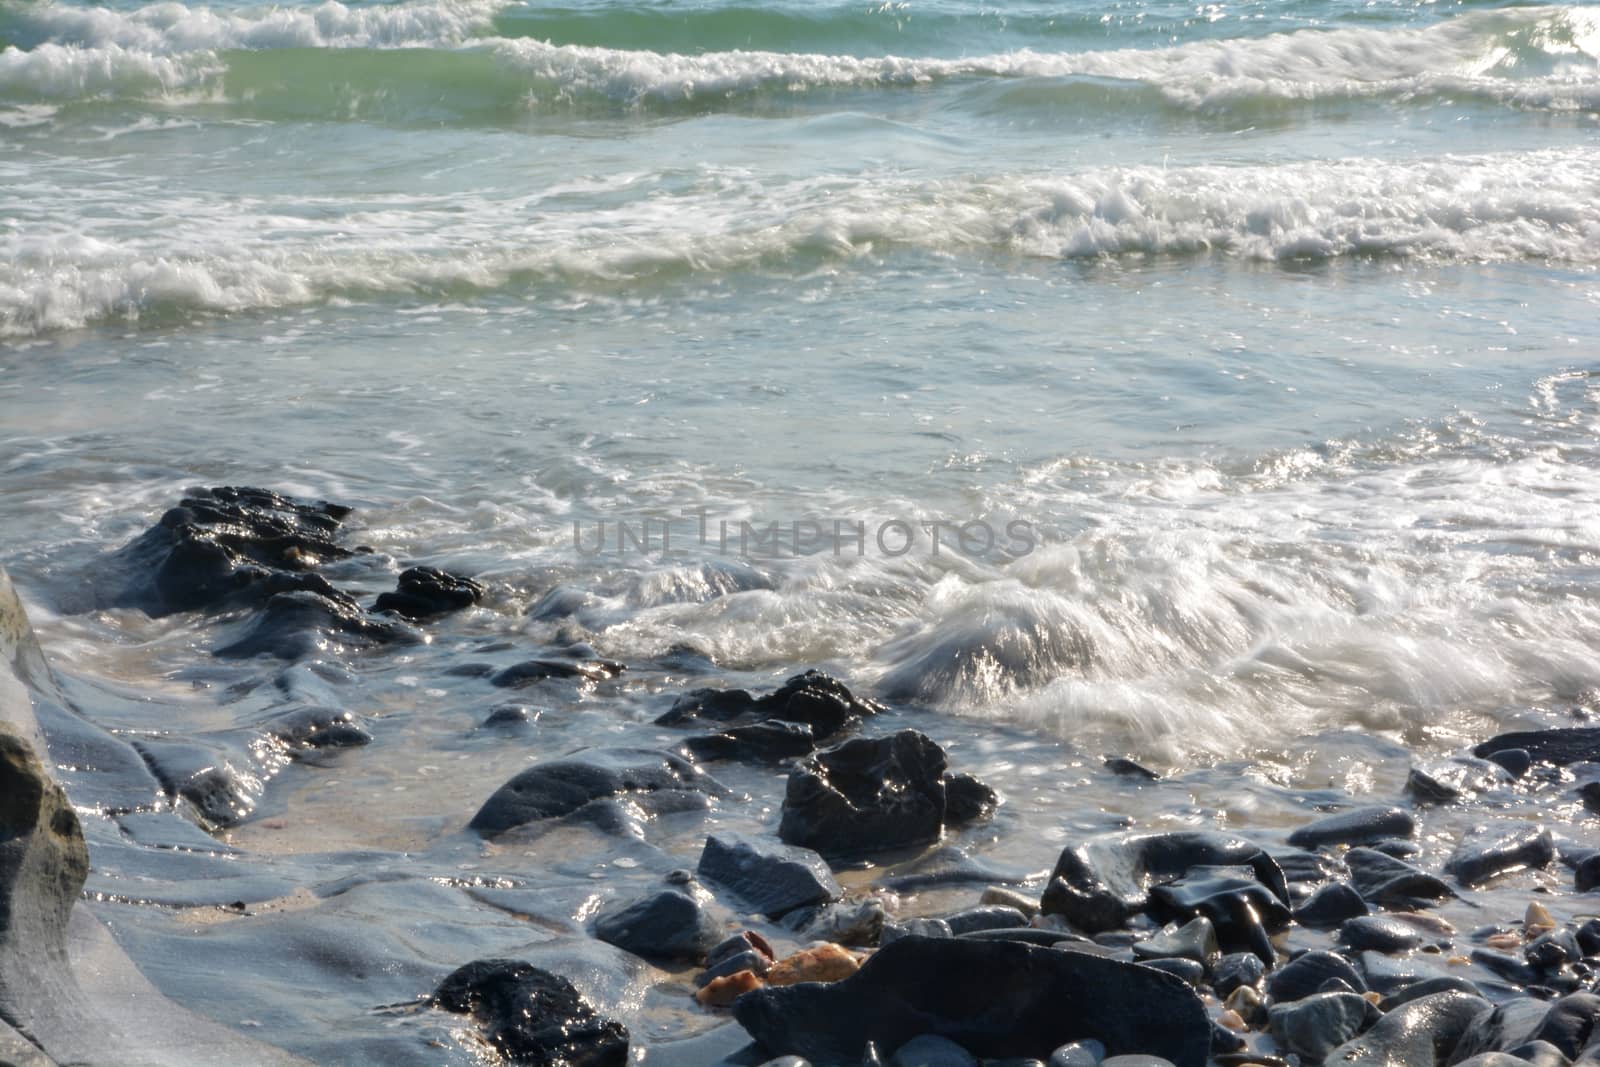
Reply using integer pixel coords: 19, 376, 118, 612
1, 0, 1600, 1059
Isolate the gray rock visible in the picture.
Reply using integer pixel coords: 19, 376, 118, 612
1406, 758, 1512, 803
1288, 806, 1415, 849
1294, 882, 1369, 928
697, 833, 841, 920
1048, 1040, 1106, 1067
1445, 824, 1554, 886
1131, 917, 1219, 967
1138, 958, 1204, 986
1322, 991, 1493, 1066
1345, 847, 1453, 908
1268, 991, 1371, 1063
942, 906, 1029, 936
1267, 951, 1367, 1004
881, 918, 953, 945
1339, 915, 1431, 954
889, 1034, 978, 1067
1377, 975, 1483, 1011
592, 884, 721, 962
1211, 953, 1265, 998
468, 748, 726, 835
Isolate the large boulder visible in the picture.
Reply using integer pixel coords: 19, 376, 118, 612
732, 936, 1210, 1067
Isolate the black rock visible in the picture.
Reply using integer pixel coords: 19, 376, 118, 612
261, 704, 371, 751
1344, 847, 1454, 908
483, 704, 537, 728
1530, 992, 1600, 1060
469, 749, 726, 836
214, 588, 421, 660
1287, 806, 1415, 850
1140, 958, 1205, 986
881, 919, 954, 946
132, 736, 260, 829
1525, 929, 1581, 971
1484, 748, 1532, 778
373, 566, 484, 620
1294, 882, 1369, 929
492, 659, 625, 687
1212, 953, 1266, 998
1467, 949, 1540, 988
1148, 866, 1291, 964
1039, 831, 1289, 935
102, 486, 356, 617
432, 958, 628, 1066
1105, 758, 1159, 781
1576, 853, 1600, 893
659, 672, 881, 744
779, 731, 989, 857
1131, 917, 1219, 967
1267, 950, 1367, 1004
1268, 991, 1371, 1064
592, 885, 720, 962
1322, 990, 1492, 1067
942, 906, 1029, 936
697, 833, 841, 920
1474, 728, 1600, 767
944, 774, 999, 825
1339, 916, 1431, 955
1445, 825, 1554, 886
1406, 758, 1512, 803
732, 936, 1211, 1067
658, 688, 760, 726
684, 720, 817, 763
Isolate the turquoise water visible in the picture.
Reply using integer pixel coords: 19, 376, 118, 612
3, 0, 1600, 752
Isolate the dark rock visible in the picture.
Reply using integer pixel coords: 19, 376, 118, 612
1578, 919, 1600, 955
1406, 759, 1512, 803
1322, 990, 1492, 1067
1377, 976, 1483, 1011
660, 672, 881, 746
132, 737, 260, 829
1505, 1041, 1572, 1067
1448, 996, 1549, 1061
942, 906, 1028, 936
1294, 882, 1369, 929
1048, 1041, 1106, 1067
944, 774, 998, 825
1484, 748, 1532, 778
697, 833, 841, 920
732, 936, 1211, 1067
1526, 929, 1581, 971
1140, 958, 1204, 986
1212, 953, 1266, 998
1344, 847, 1453, 908
1267, 950, 1367, 1004
372, 566, 483, 620
1040, 832, 1289, 935
1368, 839, 1421, 860
1529, 992, 1600, 1058
214, 588, 421, 659
491, 659, 624, 687
261, 704, 370, 751
592, 885, 720, 962
684, 720, 817, 763
658, 688, 759, 726
889, 1034, 978, 1067
1474, 728, 1600, 767
1340, 916, 1432, 955
1575, 854, 1600, 893
1468, 949, 1540, 988
696, 949, 769, 988
469, 749, 725, 836
483, 704, 537, 727
779, 731, 988, 858
956, 928, 1094, 949
1148, 866, 1291, 964
1358, 952, 1458, 997
1579, 781, 1600, 814
1445, 825, 1554, 886
1288, 806, 1415, 850
881, 919, 954, 945
1272, 848, 1336, 885
1268, 991, 1371, 1064
707, 931, 775, 968
432, 958, 628, 1066
101, 486, 356, 617
1132, 917, 1219, 967
1105, 758, 1159, 781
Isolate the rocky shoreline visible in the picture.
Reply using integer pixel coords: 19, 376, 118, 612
3, 486, 1600, 1066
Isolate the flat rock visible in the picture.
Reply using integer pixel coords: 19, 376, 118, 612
469, 749, 726, 836
697, 833, 841, 920
433, 958, 629, 1066
1473, 728, 1600, 767
1444, 824, 1554, 886
732, 936, 1210, 1067
372, 566, 483, 620
131, 737, 262, 829
1287, 806, 1415, 850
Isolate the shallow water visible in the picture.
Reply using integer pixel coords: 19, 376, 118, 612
3, 0, 1600, 1060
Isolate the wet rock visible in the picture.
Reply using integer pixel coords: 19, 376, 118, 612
469, 749, 725, 836
1105, 758, 1159, 781
491, 659, 625, 687
1344, 847, 1453, 908
696, 948, 769, 988
592, 883, 720, 962
1484, 748, 1531, 778
1473, 728, 1600, 768
1267, 950, 1367, 1004
805, 899, 891, 947
1287, 806, 1415, 850
697, 833, 841, 920
1212, 953, 1266, 998
881, 919, 953, 946
1268, 991, 1371, 1064
432, 958, 628, 1066
1577, 853, 1600, 893
889, 1034, 978, 1067
943, 906, 1028, 936
261, 704, 370, 751
1449, 996, 1550, 1061
659, 671, 881, 744
1294, 882, 1369, 929
214, 588, 421, 659
1377, 975, 1483, 1012
1148, 867, 1291, 964
980, 887, 1039, 919
684, 721, 817, 763
779, 731, 989, 858
658, 688, 760, 726
1131, 917, 1219, 968
1529, 992, 1600, 1059
1446, 825, 1554, 886
1322, 990, 1492, 1067
1406, 758, 1513, 803
1272, 848, 1337, 886
372, 566, 483, 620
1140, 958, 1205, 986
1339, 916, 1431, 955
766, 943, 861, 986
1525, 929, 1581, 971
132, 737, 261, 829
1506, 1041, 1571, 1067
1048, 1041, 1107, 1067
101, 486, 356, 617
482, 703, 537, 728
1358, 952, 1458, 997
944, 774, 999, 826
1040, 832, 1289, 936
732, 936, 1210, 1067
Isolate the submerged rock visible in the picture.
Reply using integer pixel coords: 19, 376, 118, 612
469, 749, 726, 836
659, 670, 883, 757
373, 566, 483, 620
697, 833, 841, 920
260, 704, 371, 752
683, 721, 816, 763
778, 731, 992, 857
1288, 806, 1415, 850
1406, 758, 1513, 804
732, 936, 1210, 1067
1444, 824, 1554, 886
1039, 831, 1290, 935
214, 588, 420, 660
491, 659, 625, 687
1344, 847, 1453, 909
433, 958, 629, 1066
132, 737, 262, 829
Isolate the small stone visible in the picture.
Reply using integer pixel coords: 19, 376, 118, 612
1574, 853, 1600, 892
943, 905, 1029, 936
1484, 748, 1531, 777
881, 918, 953, 946
696, 969, 763, 1008
766, 943, 861, 986
1211, 953, 1265, 999
1344, 847, 1453, 908
1524, 902, 1555, 933
433, 959, 628, 1065
980, 886, 1039, 919
1339, 915, 1430, 954
806, 899, 891, 947
1048, 1041, 1107, 1067
888, 1034, 978, 1067
373, 566, 483, 620
1140, 958, 1204, 986
1105, 757, 1159, 780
